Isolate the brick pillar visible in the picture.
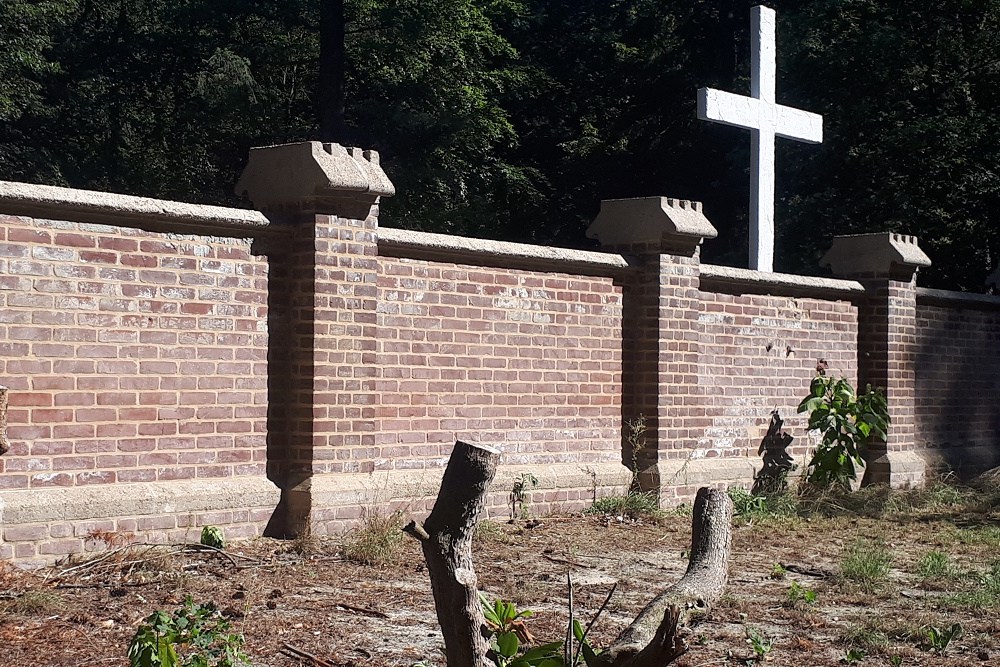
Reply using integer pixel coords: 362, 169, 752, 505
587, 198, 717, 501
236, 141, 393, 535
821, 232, 931, 488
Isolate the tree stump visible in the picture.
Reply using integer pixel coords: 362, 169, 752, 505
594, 487, 734, 667
404, 440, 500, 667
407, 441, 733, 667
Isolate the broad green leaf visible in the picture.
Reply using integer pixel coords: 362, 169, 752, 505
498, 632, 519, 658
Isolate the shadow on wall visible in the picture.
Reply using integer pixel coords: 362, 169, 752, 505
915, 305, 1000, 479
253, 232, 314, 538
752, 410, 796, 495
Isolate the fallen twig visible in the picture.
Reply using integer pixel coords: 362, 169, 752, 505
333, 602, 389, 619
280, 642, 337, 667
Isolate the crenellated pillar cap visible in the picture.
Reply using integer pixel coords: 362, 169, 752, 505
235, 141, 394, 214
821, 232, 931, 280
586, 197, 718, 255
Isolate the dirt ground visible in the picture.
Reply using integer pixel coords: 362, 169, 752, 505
2, 485, 999, 667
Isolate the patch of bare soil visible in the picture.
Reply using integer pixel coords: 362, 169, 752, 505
2, 491, 999, 667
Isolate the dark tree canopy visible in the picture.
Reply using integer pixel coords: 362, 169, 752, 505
1, 0, 997, 290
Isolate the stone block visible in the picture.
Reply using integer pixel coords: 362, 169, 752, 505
821, 233, 931, 279
586, 197, 717, 253
235, 142, 395, 214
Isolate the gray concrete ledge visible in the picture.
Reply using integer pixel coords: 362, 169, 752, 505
309, 461, 632, 510
1, 477, 280, 525
916, 287, 1000, 310
378, 227, 633, 276
701, 264, 865, 298
0, 180, 280, 237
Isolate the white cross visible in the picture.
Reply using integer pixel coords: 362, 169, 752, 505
697, 5, 822, 273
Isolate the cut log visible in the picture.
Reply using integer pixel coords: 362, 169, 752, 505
593, 487, 734, 667
404, 440, 500, 667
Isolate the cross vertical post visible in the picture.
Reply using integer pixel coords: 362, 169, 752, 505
697, 5, 822, 273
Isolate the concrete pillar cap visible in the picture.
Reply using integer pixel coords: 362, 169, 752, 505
235, 141, 394, 213
821, 232, 931, 278
586, 197, 718, 250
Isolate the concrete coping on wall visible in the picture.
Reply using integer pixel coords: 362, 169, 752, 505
377, 226, 634, 276
0, 180, 280, 237
700, 263, 865, 298
916, 286, 1000, 309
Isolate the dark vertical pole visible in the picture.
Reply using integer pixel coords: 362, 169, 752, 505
318, 0, 347, 142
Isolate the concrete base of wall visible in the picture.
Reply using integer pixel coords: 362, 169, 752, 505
649, 457, 760, 504
918, 444, 1000, 480
0, 477, 280, 567
304, 461, 633, 535
862, 450, 926, 489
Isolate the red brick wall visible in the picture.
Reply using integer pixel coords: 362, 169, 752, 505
0, 215, 270, 490
914, 295, 1000, 474
696, 284, 859, 461
374, 255, 623, 469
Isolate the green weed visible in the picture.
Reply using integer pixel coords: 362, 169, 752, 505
341, 510, 405, 567
916, 550, 954, 580
840, 537, 893, 592
586, 492, 662, 520
9, 590, 63, 615
128, 597, 248, 667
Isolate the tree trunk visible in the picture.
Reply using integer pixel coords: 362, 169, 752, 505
318, 0, 347, 142
594, 487, 734, 667
404, 440, 500, 667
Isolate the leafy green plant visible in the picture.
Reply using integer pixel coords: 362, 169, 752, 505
727, 487, 798, 524
510, 473, 539, 520
199, 526, 225, 550
128, 597, 248, 667
745, 626, 774, 661
798, 373, 889, 491
480, 594, 562, 667
770, 563, 787, 580
585, 492, 662, 520
840, 538, 893, 592
842, 648, 865, 664
786, 581, 818, 607
924, 622, 962, 653
570, 619, 601, 667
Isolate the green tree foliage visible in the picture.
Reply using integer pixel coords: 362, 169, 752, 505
780, 0, 1000, 288
0, 1, 997, 290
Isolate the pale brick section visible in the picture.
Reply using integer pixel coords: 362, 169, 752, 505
697, 289, 858, 464
376, 257, 622, 468
0, 216, 269, 489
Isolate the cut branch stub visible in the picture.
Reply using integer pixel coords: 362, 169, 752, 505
595, 487, 734, 667
404, 440, 500, 667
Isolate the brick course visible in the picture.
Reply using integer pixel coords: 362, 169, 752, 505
0, 216, 270, 491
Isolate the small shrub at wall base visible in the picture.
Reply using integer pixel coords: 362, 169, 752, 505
128, 597, 248, 667
200, 526, 225, 550
798, 373, 890, 491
